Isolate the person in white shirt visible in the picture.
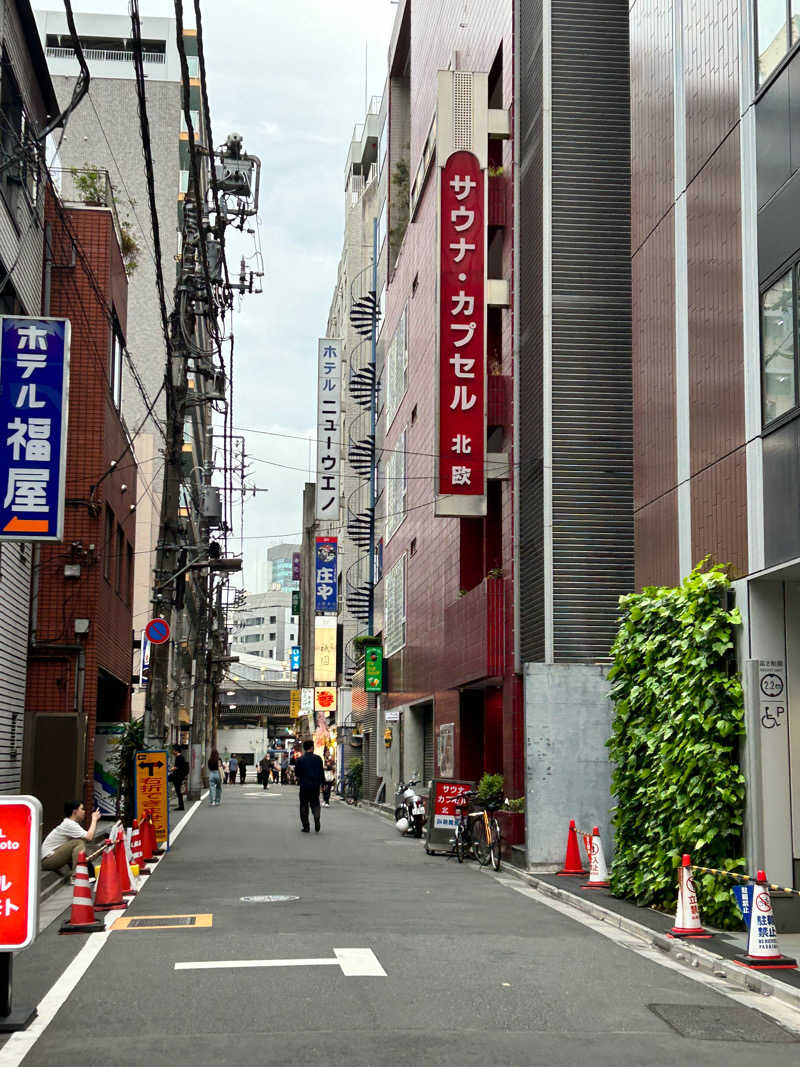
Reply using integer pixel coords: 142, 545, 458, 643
41, 800, 101, 874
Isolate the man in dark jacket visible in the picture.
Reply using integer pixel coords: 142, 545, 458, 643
170, 746, 189, 810
294, 739, 324, 833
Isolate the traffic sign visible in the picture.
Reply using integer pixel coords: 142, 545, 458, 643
145, 618, 170, 645
135, 751, 169, 849
0, 796, 41, 951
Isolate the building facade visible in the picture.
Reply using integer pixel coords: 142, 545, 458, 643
23, 188, 136, 829
0, 0, 60, 794
266, 541, 301, 594
631, 0, 800, 891
229, 590, 298, 664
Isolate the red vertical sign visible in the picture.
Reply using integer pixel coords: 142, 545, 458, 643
438, 151, 485, 499
0, 798, 41, 951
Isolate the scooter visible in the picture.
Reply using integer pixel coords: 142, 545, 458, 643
394, 776, 426, 838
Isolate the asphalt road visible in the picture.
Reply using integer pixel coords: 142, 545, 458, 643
4, 785, 800, 1066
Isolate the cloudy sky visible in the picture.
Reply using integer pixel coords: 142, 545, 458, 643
63, 0, 397, 588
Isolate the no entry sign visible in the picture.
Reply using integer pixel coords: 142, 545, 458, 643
145, 618, 170, 645
0, 797, 41, 951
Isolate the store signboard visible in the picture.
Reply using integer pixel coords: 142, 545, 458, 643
315, 536, 337, 612
315, 338, 342, 519
314, 615, 337, 683
0, 796, 41, 951
425, 779, 474, 853
0, 317, 71, 542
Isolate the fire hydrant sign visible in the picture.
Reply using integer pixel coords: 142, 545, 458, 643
0, 796, 42, 951
134, 750, 169, 848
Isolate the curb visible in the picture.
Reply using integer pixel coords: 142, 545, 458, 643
497, 863, 800, 1012
349, 795, 800, 1011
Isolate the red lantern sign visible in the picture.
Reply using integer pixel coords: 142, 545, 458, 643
438, 150, 485, 504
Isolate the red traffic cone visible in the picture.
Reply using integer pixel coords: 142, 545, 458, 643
669, 855, 711, 938
142, 811, 165, 857
557, 820, 587, 876
93, 839, 127, 911
59, 850, 105, 933
114, 827, 136, 896
581, 827, 611, 889
735, 871, 797, 969
130, 819, 150, 874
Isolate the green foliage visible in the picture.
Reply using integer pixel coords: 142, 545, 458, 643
71, 165, 108, 205
477, 772, 504, 809
120, 221, 140, 276
352, 634, 378, 656
111, 718, 145, 825
607, 560, 746, 928
346, 756, 363, 791
506, 796, 525, 814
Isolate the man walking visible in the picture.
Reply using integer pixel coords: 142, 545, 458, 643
294, 739, 324, 833
259, 753, 270, 791
170, 746, 188, 811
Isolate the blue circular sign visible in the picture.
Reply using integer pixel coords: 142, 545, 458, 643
145, 618, 170, 645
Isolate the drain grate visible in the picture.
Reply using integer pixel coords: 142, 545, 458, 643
239, 895, 300, 904
648, 1004, 798, 1043
129, 916, 196, 928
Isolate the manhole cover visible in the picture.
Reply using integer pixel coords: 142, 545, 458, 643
648, 1004, 798, 1043
239, 895, 300, 904
128, 916, 197, 928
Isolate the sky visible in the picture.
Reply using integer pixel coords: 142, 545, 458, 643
59, 0, 398, 589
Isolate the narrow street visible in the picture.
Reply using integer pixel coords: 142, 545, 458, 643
3, 791, 799, 1067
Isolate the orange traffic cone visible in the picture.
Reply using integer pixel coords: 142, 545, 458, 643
557, 820, 587, 876
581, 827, 610, 889
114, 827, 136, 896
669, 855, 711, 938
735, 871, 797, 969
93, 839, 127, 911
141, 811, 163, 859
59, 850, 105, 933
130, 819, 150, 874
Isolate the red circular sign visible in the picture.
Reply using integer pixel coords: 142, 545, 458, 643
755, 891, 771, 913
145, 618, 170, 645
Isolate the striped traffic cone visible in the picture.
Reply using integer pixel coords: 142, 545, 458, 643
735, 872, 797, 969
93, 839, 127, 911
130, 819, 150, 874
59, 850, 105, 933
114, 826, 136, 896
581, 828, 610, 889
669, 855, 711, 938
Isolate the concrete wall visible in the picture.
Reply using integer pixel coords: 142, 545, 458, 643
217, 725, 275, 766
525, 663, 614, 866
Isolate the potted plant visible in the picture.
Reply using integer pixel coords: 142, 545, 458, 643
71, 165, 108, 206
496, 795, 526, 859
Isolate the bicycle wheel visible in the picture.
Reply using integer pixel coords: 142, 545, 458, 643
488, 818, 501, 871
472, 816, 490, 866
455, 825, 465, 863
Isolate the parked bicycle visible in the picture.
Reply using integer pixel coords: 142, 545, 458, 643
336, 770, 360, 806
452, 790, 501, 871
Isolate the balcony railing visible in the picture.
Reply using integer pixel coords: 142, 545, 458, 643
441, 577, 506, 689
46, 46, 165, 64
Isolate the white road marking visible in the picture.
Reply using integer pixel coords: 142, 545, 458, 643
175, 947, 386, 977
0, 797, 207, 1065
492, 874, 800, 1036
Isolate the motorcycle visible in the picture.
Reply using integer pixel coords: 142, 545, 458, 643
394, 775, 426, 838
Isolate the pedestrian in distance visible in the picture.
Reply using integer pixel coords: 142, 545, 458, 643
272, 758, 280, 784
41, 799, 101, 878
294, 739, 324, 833
228, 754, 238, 785
322, 753, 335, 806
259, 753, 271, 791
208, 748, 223, 806
239, 755, 247, 784
170, 745, 189, 811
280, 751, 289, 784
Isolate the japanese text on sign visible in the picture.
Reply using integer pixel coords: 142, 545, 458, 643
0, 318, 70, 541
315, 536, 338, 612
134, 750, 169, 848
315, 338, 342, 519
437, 154, 485, 503
433, 781, 473, 829
0, 796, 41, 951
314, 615, 337, 683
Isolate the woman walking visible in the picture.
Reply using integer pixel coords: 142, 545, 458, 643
208, 748, 223, 806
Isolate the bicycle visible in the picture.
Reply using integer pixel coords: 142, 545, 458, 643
336, 772, 360, 806
452, 791, 502, 871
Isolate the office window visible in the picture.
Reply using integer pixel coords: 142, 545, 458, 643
385, 305, 408, 428
269, 632, 276, 641
290, 633, 295, 641
757, 0, 800, 85
385, 429, 407, 542
269, 615, 276, 624
762, 268, 796, 424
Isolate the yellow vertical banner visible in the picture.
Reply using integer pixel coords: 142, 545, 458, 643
290, 689, 301, 718
134, 750, 169, 847
314, 616, 337, 682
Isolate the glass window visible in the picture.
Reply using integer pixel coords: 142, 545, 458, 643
384, 553, 406, 657
186, 54, 200, 79
758, 0, 791, 84
378, 115, 388, 177
385, 428, 407, 542
762, 270, 795, 424
377, 199, 387, 253
386, 305, 408, 427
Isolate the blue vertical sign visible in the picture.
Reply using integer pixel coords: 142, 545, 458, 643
0, 317, 70, 542
315, 536, 338, 612
290, 646, 301, 671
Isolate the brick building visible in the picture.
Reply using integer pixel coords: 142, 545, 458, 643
22, 188, 136, 829
375, 2, 519, 809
